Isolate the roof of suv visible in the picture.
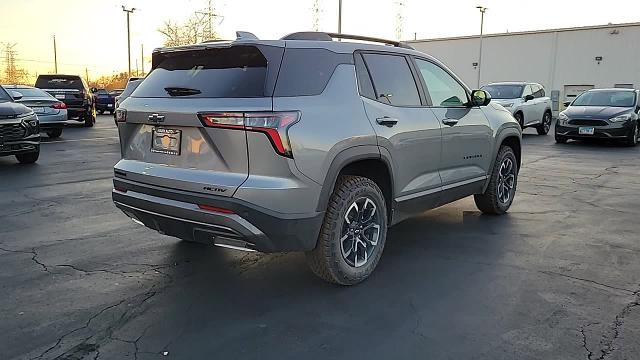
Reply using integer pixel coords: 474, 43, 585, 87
152, 31, 436, 61
486, 82, 538, 86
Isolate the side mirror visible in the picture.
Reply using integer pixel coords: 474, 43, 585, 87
563, 101, 571, 107
10, 91, 23, 101
470, 89, 491, 106
524, 94, 535, 102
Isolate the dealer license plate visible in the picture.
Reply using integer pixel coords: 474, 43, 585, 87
151, 128, 182, 155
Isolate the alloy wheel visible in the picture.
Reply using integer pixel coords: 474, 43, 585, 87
340, 197, 381, 268
497, 158, 516, 204
543, 113, 551, 132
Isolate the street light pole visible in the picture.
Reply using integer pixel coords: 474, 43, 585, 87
122, 6, 137, 78
476, 6, 487, 88
338, 0, 342, 34
53, 35, 58, 73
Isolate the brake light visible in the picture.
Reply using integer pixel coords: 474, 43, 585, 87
198, 111, 300, 157
115, 108, 127, 122
51, 102, 66, 109
198, 204, 235, 214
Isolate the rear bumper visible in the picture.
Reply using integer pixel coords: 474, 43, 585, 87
96, 103, 115, 111
38, 113, 67, 129
555, 122, 634, 139
112, 178, 324, 253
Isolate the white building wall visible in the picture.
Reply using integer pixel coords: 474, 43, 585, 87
409, 23, 640, 108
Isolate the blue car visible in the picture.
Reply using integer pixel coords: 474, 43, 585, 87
3, 85, 68, 138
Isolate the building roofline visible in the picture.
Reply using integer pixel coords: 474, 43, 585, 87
407, 21, 640, 43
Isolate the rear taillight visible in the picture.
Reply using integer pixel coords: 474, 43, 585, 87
115, 108, 127, 122
51, 102, 66, 109
198, 111, 300, 157
198, 204, 235, 214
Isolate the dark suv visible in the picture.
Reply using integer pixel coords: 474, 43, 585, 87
35, 74, 96, 127
112, 32, 522, 284
0, 86, 40, 164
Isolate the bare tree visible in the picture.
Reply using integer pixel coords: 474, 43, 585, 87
158, 1, 221, 47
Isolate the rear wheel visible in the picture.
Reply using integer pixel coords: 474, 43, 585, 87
536, 111, 552, 135
15, 147, 40, 164
306, 175, 387, 285
474, 146, 518, 215
46, 128, 63, 138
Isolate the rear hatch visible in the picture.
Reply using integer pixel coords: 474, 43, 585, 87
35, 75, 85, 107
115, 42, 285, 197
95, 90, 113, 105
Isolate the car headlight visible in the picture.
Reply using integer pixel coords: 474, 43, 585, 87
502, 103, 514, 108
610, 113, 635, 122
19, 112, 39, 133
558, 112, 569, 125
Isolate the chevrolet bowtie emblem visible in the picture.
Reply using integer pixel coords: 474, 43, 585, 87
148, 113, 165, 123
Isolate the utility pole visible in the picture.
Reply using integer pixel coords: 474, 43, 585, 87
53, 35, 58, 73
476, 6, 488, 88
141, 44, 144, 76
395, 1, 405, 41
197, 0, 220, 40
312, 0, 321, 31
85, 67, 89, 83
122, 6, 137, 78
338, 0, 342, 34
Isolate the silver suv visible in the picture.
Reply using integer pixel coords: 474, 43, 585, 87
112, 32, 522, 285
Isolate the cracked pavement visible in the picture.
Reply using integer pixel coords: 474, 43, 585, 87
1, 117, 639, 359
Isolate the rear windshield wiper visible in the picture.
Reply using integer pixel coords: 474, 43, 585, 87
164, 87, 201, 97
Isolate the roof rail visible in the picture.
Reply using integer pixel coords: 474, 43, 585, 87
281, 31, 415, 49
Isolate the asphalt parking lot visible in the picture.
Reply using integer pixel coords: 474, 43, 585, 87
1, 115, 639, 360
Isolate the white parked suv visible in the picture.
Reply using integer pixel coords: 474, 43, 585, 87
482, 82, 553, 135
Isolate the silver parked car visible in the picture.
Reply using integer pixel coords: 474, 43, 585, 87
3, 85, 68, 138
482, 82, 553, 135
112, 31, 522, 285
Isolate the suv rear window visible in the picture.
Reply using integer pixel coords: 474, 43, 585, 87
362, 53, 421, 106
135, 46, 274, 98
35, 75, 84, 90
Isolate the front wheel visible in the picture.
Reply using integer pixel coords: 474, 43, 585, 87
536, 111, 552, 135
474, 146, 518, 215
514, 112, 524, 129
46, 128, 63, 138
306, 175, 388, 285
624, 123, 638, 146
15, 147, 40, 164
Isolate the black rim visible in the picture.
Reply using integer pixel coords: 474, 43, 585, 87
497, 157, 516, 204
543, 113, 551, 132
340, 197, 381, 268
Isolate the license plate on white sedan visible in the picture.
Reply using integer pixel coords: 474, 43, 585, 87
31, 107, 44, 113
55, 94, 65, 99
579, 127, 595, 135
151, 128, 182, 155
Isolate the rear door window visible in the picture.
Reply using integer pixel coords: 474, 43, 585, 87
135, 45, 281, 98
362, 53, 421, 106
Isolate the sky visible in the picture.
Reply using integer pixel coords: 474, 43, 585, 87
1, 0, 640, 80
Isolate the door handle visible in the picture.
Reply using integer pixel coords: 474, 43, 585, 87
376, 116, 398, 127
442, 118, 459, 126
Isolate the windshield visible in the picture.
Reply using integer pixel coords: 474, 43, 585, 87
35, 75, 84, 90
482, 84, 524, 99
0, 86, 12, 102
572, 91, 636, 107
6, 87, 51, 99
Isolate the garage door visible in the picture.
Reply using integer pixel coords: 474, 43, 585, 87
563, 85, 594, 108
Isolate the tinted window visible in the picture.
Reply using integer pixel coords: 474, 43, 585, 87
482, 84, 524, 99
35, 75, 84, 90
6, 87, 51, 98
135, 46, 269, 98
531, 84, 545, 98
573, 91, 636, 107
415, 59, 468, 107
362, 53, 420, 106
0, 86, 12, 102
275, 48, 351, 97
354, 54, 375, 100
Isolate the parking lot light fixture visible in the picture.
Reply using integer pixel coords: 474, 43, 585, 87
122, 6, 137, 78
476, 5, 488, 88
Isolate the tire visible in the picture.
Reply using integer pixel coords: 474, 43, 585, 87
514, 112, 524, 129
46, 128, 63, 139
15, 147, 40, 164
98, 109, 104, 115
536, 111, 552, 135
474, 146, 518, 215
306, 175, 388, 285
83, 106, 96, 127
555, 133, 568, 144
109, 111, 114, 115
624, 123, 638, 146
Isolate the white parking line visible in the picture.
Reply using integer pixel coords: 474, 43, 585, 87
42, 136, 120, 144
